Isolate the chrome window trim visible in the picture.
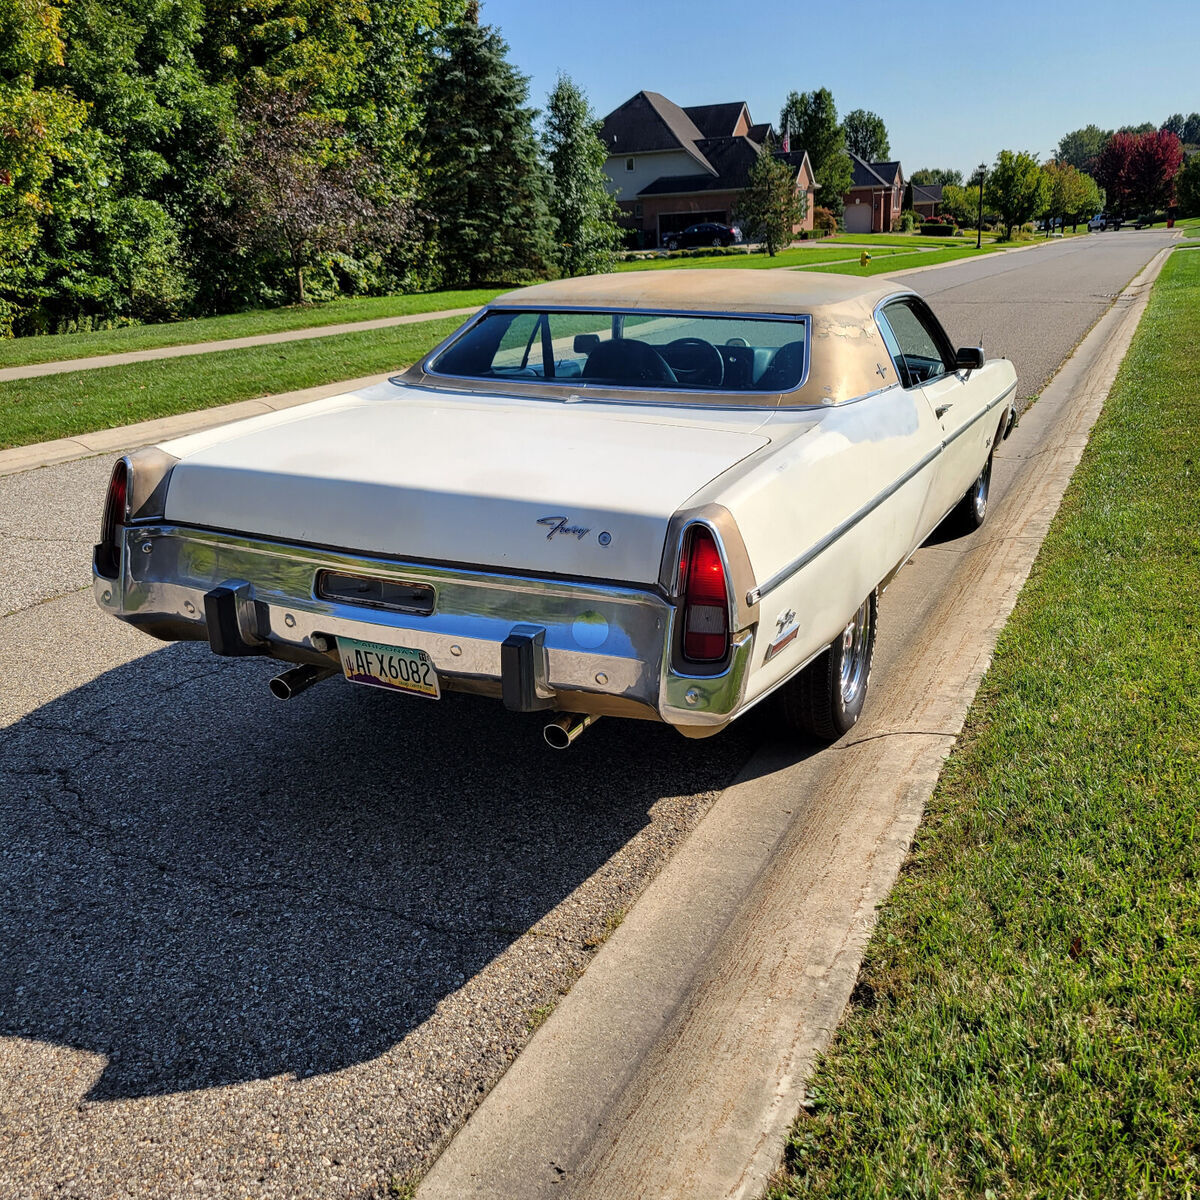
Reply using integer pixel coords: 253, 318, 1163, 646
417, 305, 814, 400
873, 291, 956, 391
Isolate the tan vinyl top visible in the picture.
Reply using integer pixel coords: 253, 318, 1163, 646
404, 269, 915, 408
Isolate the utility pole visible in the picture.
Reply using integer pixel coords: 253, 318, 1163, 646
976, 161, 986, 249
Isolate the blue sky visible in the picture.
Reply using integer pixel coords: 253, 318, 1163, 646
479, 0, 1194, 177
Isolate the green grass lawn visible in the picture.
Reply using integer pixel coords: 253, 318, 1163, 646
0, 288, 501, 370
767, 246, 1200, 1198
0, 315, 465, 449
798, 241, 1029, 276
615, 245, 913, 272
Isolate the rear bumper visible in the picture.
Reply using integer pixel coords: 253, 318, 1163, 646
94, 525, 755, 733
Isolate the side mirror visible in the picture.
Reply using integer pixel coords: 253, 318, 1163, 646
574, 333, 601, 355
955, 346, 985, 371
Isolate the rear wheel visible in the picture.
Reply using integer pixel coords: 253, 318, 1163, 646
780, 591, 877, 741
945, 445, 994, 535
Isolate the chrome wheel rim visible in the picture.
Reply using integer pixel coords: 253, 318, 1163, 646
973, 458, 991, 520
839, 598, 872, 706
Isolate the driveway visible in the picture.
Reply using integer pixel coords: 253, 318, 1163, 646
0, 228, 1175, 1199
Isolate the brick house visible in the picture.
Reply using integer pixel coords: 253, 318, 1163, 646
598, 91, 816, 248
910, 182, 944, 220
843, 153, 904, 234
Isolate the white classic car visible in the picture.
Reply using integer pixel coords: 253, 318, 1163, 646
94, 271, 1016, 747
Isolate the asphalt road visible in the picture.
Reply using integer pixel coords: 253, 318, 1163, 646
0, 229, 1175, 1199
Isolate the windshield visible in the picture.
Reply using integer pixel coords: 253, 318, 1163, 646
428, 308, 809, 395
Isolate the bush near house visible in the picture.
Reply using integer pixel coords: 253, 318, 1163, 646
813, 207, 838, 236
919, 221, 958, 236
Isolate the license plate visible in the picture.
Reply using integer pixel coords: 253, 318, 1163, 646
336, 637, 440, 699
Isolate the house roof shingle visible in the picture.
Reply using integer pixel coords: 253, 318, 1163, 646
682, 102, 748, 139
598, 90, 715, 174
848, 151, 903, 190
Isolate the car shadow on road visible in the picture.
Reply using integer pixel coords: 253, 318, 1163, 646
2, 640, 762, 1102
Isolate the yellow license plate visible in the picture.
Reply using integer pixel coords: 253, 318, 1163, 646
336, 637, 440, 699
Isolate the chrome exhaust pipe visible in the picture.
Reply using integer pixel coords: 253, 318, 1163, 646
269, 664, 335, 700
543, 712, 600, 750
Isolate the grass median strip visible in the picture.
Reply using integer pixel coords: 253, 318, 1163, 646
615, 245, 913, 272
767, 246, 1200, 1198
0, 288, 501, 370
0, 314, 466, 449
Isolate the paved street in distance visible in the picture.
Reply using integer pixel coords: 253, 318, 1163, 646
0, 229, 1174, 1198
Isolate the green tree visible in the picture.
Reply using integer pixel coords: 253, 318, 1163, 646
415, 3, 553, 286
911, 167, 963, 187
985, 150, 1046, 239
735, 141, 807, 256
1055, 124, 1109, 173
0, 0, 88, 332
1162, 113, 1185, 139
842, 108, 889, 161
1177, 153, 1200, 215
940, 183, 976, 226
1042, 160, 1091, 232
1183, 113, 1200, 146
543, 75, 621, 278
779, 88, 851, 220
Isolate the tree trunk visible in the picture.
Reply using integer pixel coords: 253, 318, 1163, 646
295, 264, 306, 304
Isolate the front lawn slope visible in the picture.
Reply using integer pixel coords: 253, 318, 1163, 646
768, 247, 1200, 1199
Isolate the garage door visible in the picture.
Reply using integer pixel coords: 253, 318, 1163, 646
844, 202, 872, 234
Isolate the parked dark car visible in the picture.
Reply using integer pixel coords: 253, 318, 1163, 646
663, 222, 736, 250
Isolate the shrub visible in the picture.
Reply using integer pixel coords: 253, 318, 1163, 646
919, 221, 958, 236
813, 206, 838, 235
898, 209, 918, 232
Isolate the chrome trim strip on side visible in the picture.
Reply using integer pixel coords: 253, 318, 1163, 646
746, 445, 942, 606
416, 306, 814, 401
941, 381, 1019, 448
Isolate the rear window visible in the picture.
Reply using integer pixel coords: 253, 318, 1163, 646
428, 308, 809, 395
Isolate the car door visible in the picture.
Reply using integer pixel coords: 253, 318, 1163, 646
877, 297, 990, 530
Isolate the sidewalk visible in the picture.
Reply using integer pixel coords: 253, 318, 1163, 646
0, 306, 480, 383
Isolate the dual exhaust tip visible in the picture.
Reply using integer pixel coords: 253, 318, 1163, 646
269, 665, 599, 749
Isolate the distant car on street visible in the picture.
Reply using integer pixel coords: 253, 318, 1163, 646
663, 222, 737, 251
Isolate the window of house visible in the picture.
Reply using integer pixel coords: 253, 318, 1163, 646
625, 157, 635, 172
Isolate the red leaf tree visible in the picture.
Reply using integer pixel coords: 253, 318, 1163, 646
1095, 129, 1184, 215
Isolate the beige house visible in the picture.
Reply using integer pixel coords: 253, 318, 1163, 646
598, 91, 816, 248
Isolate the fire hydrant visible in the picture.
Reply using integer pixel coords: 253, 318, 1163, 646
859, 250, 871, 267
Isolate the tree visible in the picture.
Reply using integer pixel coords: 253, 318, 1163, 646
211, 89, 406, 302
1042, 160, 1091, 232
1162, 113, 1185, 139
779, 88, 851, 219
0, 0, 88, 332
1094, 131, 1138, 213
940, 183, 976, 226
1118, 122, 1155, 135
911, 167, 963, 187
736, 141, 806, 256
543, 75, 622, 278
1055, 125, 1109, 174
1184, 113, 1200, 146
985, 150, 1046, 239
415, 4, 553, 286
1127, 129, 1183, 212
842, 109, 889, 161
1177, 153, 1200, 216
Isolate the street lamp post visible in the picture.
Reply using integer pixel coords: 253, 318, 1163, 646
976, 161, 986, 249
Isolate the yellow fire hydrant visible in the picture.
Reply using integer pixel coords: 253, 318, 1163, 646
859, 250, 871, 267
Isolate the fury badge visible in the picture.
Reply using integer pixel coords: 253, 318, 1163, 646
538, 515, 590, 541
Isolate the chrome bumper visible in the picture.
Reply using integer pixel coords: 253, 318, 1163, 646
94, 525, 755, 732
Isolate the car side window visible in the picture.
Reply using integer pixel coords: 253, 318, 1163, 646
878, 300, 955, 388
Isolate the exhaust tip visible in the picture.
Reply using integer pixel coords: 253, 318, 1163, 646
543, 712, 599, 750
269, 676, 292, 700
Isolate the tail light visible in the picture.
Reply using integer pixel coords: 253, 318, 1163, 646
679, 525, 729, 663
95, 459, 129, 579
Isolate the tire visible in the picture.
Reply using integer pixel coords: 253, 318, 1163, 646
711, 237, 722, 246
780, 591, 877, 741
945, 444, 994, 535
666, 239, 679, 251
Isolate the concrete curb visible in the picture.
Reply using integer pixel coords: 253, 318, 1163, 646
0, 306, 480, 382
417, 247, 1173, 1200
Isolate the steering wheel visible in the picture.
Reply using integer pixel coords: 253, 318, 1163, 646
661, 338, 724, 388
